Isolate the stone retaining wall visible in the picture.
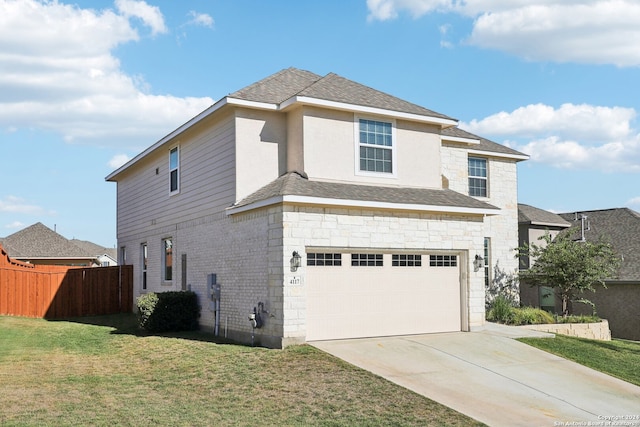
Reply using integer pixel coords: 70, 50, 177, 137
519, 320, 611, 341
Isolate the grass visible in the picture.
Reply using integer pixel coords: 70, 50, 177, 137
519, 335, 640, 387
0, 314, 484, 427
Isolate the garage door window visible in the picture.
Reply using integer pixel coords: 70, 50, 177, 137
429, 255, 457, 267
392, 254, 422, 267
307, 253, 342, 266
351, 253, 383, 266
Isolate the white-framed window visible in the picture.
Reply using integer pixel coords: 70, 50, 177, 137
141, 243, 148, 290
429, 255, 458, 267
351, 253, 383, 267
169, 147, 179, 193
484, 237, 491, 289
468, 157, 487, 197
162, 238, 173, 282
307, 253, 342, 266
120, 246, 126, 265
392, 254, 422, 267
356, 118, 396, 176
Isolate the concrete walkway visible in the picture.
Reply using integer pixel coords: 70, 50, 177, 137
311, 324, 640, 426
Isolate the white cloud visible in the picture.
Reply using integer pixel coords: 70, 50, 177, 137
0, 196, 49, 215
108, 154, 132, 169
462, 103, 640, 172
0, 0, 213, 149
366, 0, 640, 67
627, 197, 640, 206
4, 221, 25, 230
187, 11, 214, 28
115, 0, 167, 35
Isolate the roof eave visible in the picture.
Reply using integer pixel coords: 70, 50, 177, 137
106, 98, 228, 182
280, 95, 458, 128
226, 195, 501, 216
468, 148, 530, 162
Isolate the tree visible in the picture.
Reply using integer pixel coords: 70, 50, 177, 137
517, 229, 620, 317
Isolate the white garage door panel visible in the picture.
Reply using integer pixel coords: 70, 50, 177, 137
306, 253, 461, 341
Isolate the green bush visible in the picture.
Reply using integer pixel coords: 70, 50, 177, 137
136, 291, 201, 333
486, 295, 514, 323
555, 314, 601, 324
510, 307, 554, 326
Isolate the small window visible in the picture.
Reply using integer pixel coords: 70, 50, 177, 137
429, 255, 458, 267
120, 246, 126, 265
162, 238, 173, 281
358, 119, 394, 174
392, 254, 422, 267
468, 157, 487, 197
307, 253, 342, 266
484, 237, 491, 289
170, 147, 179, 193
141, 243, 148, 290
351, 253, 383, 267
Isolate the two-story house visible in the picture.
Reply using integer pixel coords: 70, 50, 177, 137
106, 68, 528, 348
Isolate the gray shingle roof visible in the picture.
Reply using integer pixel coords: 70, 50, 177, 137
230, 67, 455, 121
518, 204, 571, 227
0, 222, 99, 259
233, 172, 499, 212
443, 126, 528, 159
558, 208, 640, 281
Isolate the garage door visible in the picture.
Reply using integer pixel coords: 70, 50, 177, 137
306, 251, 462, 341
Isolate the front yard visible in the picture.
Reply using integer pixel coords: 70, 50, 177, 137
0, 314, 483, 426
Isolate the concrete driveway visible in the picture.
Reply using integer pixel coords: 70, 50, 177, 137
311, 324, 640, 426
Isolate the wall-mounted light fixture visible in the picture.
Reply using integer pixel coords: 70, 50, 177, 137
473, 254, 484, 272
290, 251, 302, 272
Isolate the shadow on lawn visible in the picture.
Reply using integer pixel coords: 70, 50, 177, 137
48, 313, 242, 346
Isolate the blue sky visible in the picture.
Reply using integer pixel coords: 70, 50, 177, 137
1, 0, 639, 248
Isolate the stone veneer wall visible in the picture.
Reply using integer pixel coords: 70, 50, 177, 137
280, 205, 487, 345
520, 320, 611, 341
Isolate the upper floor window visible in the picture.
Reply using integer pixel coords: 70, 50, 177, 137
170, 147, 179, 193
468, 157, 487, 197
358, 119, 394, 174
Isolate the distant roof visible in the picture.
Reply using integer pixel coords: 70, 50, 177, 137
558, 208, 640, 282
230, 172, 499, 215
518, 204, 571, 228
70, 239, 117, 259
0, 223, 103, 260
443, 126, 528, 160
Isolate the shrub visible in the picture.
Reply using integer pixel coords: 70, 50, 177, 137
486, 295, 515, 324
510, 307, 554, 326
137, 291, 201, 333
555, 314, 601, 324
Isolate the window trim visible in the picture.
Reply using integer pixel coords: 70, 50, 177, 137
354, 116, 397, 178
307, 253, 342, 267
169, 146, 180, 194
468, 156, 488, 198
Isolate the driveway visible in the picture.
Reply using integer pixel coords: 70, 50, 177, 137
311, 324, 640, 426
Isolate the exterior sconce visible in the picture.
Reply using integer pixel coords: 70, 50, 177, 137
473, 254, 484, 272
290, 251, 302, 272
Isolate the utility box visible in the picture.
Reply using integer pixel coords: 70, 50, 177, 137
207, 274, 220, 301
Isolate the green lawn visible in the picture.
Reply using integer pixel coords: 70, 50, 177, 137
0, 315, 483, 426
519, 335, 640, 387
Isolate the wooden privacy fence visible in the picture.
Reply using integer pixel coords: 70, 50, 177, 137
0, 245, 133, 319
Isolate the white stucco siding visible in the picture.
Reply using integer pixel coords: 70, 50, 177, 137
115, 111, 236, 239
301, 107, 442, 188
235, 108, 287, 202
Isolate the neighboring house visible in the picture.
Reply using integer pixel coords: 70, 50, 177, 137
519, 206, 640, 341
106, 67, 528, 348
71, 239, 118, 267
0, 222, 113, 267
